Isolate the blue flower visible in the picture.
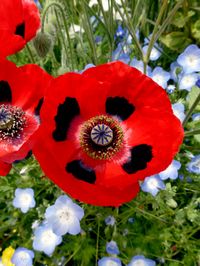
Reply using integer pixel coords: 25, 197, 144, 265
0, 259, 3, 266
11, 247, 34, 266
170, 62, 183, 82
150, 67, 170, 89
128, 255, 156, 266
141, 175, 165, 196
142, 44, 162, 61
192, 113, 200, 121
80, 63, 95, 73
166, 84, 176, 94
33, 224, 62, 256
177, 44, 200, 74
115, 25, 126, 40
112, 43, 130, 64
98, 257, 122, 266
13, 188, 36, 213
106, 241, 120, 255
34, 0, 41, 8
159, 160, 181, 180
44, 195, 84, 236
172, 103, 185, 122
186, 155, 200, 174
105, 215, 116, 226
178, 73, 199, 91
130, 58, 152, 76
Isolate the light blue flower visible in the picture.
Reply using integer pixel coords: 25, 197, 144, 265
13, 188, 36, 213
11, 247, 34, 266
45, 195, 84, 236
177, 44, 200, 74
141, 175, 165, 196
178, 73, 199, 91
34, 0, 41, 8
0, 259, 3, 266
98, 257, 122, 266
150, 67, 170, 89
130, 58, 152, 76
105, 215, 116, 226
112, 43, 130, 64
172, 103, 185, 122
106, 241, 120, 255
192, 113, 200, 121
159, 160, 181, 180
142, 44, 162, 61
166, 84, 176, 94
186, 155, 200, 174
128, 255, 156, 266
33, 224, 62, 256
170, 62, 183, 82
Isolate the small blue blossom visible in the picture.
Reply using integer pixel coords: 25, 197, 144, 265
13, 188, 36, 213
115, 25, 126, 40
33, 224, 62, 256
128, 255, 156, 266
177, 44, 200, 74
142, 44, 162, 61
45, 195, 84, 236
130, 58, 152, 76
172, 103, 185, 122
170, 62, 183, 82
95, 36, 103, 44
159, 160, 181, 180
166, 84, 176, 94
178, 73, 199, 91
98, 257, 122, 266
196, 78, 200, 87
105, 215, 116, 226
34, 0, 41, 8
128, 217, 135, 223
192, 113, 200, 121
141, 175, 165, 196
11, 247, 34, 266
186, 155, 200, 174
150, 67, 170, 89
106, 241, 120, 255
112, 43, 130, 64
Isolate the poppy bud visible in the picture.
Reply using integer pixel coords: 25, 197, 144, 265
33, 31, 52, 58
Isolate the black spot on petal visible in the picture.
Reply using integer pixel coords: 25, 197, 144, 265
122, 144, 153, 174
15, 22, 25, 38
0, 81, 12, 103
53, 97, 80, 141
66, 160, 96, 184
34, 98, 44, 116
106, 96, 135, 120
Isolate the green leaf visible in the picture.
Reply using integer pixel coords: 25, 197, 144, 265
160, 32, 192, 52
187, 86, 200, 110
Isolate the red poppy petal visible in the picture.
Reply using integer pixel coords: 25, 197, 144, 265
121, 107, 184, 183
22, 0, 41, 41
0, 161, 11, 176
83, 61, 172, 115
0, 0, 40, 57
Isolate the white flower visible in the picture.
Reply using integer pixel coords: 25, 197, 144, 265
13, 188, 36, 213
11, 247, 34, 266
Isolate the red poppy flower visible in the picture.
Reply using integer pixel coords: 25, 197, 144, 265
33, 62, 184, 206
0, 0, 40, 57
0, 59, 51, 175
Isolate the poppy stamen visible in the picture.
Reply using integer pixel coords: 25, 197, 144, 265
79, 115, 124, 160
0, 104, 26, 141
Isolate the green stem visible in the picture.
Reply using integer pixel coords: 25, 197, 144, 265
41, 1, 76, 70
184, 128, 200, 137
95, 220, 100, 266
143, 0, 168, 73
26, 43, 35, 64
182, 91, 200, 126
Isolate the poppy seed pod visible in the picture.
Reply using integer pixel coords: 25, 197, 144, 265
33, 31, 53, 58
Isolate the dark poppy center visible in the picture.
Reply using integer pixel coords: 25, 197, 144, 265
0, 104, 26, 142
79, 115, 124, 160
